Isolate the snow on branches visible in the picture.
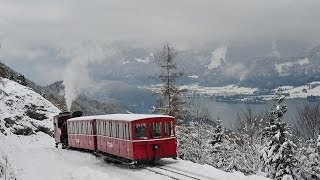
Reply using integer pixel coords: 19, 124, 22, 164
260, 92, 297, 180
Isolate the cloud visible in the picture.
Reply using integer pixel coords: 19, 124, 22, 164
0, 0, 320, 47
1, 0, 320, 84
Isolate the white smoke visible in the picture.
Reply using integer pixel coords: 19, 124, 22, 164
59, 42, 119, 110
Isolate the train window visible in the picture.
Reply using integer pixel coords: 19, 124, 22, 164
109, 122, 113, 137
151, 122, 162, 138
85, 122, 88, 135
124, 124, 127, 139
87, 122, 89, 135
97, 121, 99, 135
128, 124, 131, 140
118, 123, 122, 139
100, 121, 102, 135
164, 121, 174, 137
114, 123, 119, 138
134, 123, 147, 139
82, 122, 85, 134
85, 122, 87, 135
86, 122, 88, 134
82, 122, 84, 134
88, 122, 92, 135
103, 121, 107, 136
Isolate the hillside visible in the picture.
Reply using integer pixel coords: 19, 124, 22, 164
0, 78, 60, 136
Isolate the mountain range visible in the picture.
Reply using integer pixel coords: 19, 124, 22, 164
2, 40, 320, 114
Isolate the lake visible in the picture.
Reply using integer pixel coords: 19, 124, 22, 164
200, 98, 318, 129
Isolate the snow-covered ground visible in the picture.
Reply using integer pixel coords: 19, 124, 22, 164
0, 133, 269, 180
275, 81, 320, 99
180, 84, 258, 96
146, 84, 258, 96
287, 85, 320, 99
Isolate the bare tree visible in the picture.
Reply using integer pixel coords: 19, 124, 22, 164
177, 99, 213, 164
233, 106, 267, 145
293, 103, 320, 141
152, 43, 187, 124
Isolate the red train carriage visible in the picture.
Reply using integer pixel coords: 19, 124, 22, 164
55, 113, 177, 164
67, 118, 97, 151
94, 114, 177, 163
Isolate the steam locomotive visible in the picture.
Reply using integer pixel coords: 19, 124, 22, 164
53, 112, 177, 164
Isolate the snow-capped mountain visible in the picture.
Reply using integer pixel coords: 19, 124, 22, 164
207, 45, 228, 69
77, 41, 320, 89
0, 78, 60, 136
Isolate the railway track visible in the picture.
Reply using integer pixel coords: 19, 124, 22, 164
144, 165, 215, 180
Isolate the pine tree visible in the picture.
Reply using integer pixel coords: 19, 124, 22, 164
211, 116, 223, 146
260, 92, 297, 180
208, 116, 235, 170
16, 75, 27, 86
152, 43, 187, 124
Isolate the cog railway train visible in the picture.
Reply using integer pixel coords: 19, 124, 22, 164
53, 112, 177, 164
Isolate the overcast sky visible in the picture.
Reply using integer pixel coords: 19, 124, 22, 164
1, 0, 320, 84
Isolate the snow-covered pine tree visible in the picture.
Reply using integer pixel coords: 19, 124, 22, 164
212, 116, 223, 145
151, 43, 187, 125
260, 92, 297, 180
208, 116, 235, 170
296, 139, 320, 179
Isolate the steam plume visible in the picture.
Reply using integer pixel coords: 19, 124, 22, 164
59, 42, 118, 111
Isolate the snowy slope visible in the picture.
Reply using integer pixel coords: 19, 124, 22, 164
0, 78, 60, 136
207, 46, 228, 69
0, 133, 270, 180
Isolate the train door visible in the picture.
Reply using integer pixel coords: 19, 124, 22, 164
148, 119, 165, 160
53, 113, 70, 148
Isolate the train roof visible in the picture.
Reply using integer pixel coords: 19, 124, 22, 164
67, 114, 174, 122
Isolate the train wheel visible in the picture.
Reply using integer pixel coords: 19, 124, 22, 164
55, 143, 58, 148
